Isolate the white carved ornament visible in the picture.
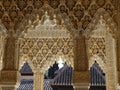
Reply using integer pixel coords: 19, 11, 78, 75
23, 11, 71, 38
19, 11, 73, 71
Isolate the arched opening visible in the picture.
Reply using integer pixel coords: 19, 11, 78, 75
86, 8, 117, 90
44, 58, 73, 90
18, 10, 74, 90
17, 62, 34, 90
90, 61, 106, 90
17, 59, 74, 90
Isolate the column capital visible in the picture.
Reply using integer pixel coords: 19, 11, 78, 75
73, 83, 90, 90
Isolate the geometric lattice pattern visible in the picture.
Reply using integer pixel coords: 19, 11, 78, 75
18, 79, 53, 90
17, 79, 33, 90
44, 79, 53, 90
88, 37, 105, 60
19, 38, 74, 69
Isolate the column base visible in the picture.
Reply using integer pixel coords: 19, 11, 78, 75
117, 84, 120, 90
0, 84, 17, 90
0, 70, 19, 90
73, 83, 90, 90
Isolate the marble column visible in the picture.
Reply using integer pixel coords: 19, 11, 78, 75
73, 71, 90, 90
105, 32, 118, 90
73, 33, 90, 90
0, 33, 19, 90
34, 70, 44, 90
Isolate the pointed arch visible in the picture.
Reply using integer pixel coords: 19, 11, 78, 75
85, 8, 117, 38
18, 10, 74, 73
41, 56, 74, 74
89, 54, 106, 73
20, 61, 33, 75
19, 55, 35, 73
90, 61, 106, 85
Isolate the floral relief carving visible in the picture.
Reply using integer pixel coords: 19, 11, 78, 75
104, 3, 114, 16
16, 0, 27, 10
96, 0, 105, 7
88, 37, 106, 62
2, 15, 11, 30
2, 0, 11, 10
9, 4, 18, 21
82, 15, 91, 30
89, 4, 98, 17
65, 0, 76, 11
19, 38, 74, 69
59, 5, 68, 14
33, 0, 43, 9
82, 0, 91, 10
0, 0, 116, 33
25, 5, 34, 14
49, 0, 60, 9
69, 15, 78, 29
74, 4, 84, 21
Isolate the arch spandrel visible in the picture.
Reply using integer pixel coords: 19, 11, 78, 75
85, 8, 117, 39
86, 8, 117, 72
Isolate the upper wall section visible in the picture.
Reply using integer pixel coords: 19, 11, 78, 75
0, 0, 118, 34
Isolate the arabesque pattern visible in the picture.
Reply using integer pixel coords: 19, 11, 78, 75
19, 38, 74, 69
0, 0, 117, 31
88, 37, 105, 62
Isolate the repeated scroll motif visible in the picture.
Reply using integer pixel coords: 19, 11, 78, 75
19, 38, 74, 69
0, 0, 116, 31
88, 37, 106, 62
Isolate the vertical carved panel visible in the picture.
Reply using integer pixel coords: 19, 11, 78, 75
74, 34, 88, 71
19, 38, 74, 69
3, 35, 16, 70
